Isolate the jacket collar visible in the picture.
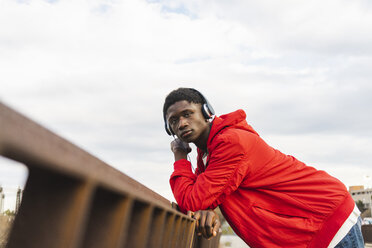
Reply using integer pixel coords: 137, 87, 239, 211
197, 109, 258, 157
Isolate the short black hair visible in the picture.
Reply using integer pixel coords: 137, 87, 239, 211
163, 88, 204, 120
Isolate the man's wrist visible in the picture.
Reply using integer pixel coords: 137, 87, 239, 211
174, 151, 187, 161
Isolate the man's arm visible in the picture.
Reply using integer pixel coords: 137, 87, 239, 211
170, 135, 249, 213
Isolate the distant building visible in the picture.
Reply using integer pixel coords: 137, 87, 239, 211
349, 185, 372, 209
15, 188, 23, 213
349, 185, 365, 191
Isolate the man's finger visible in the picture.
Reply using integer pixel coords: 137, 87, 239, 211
193, 211, 201, 235
187, 210, 194, 218
199, 212, 208, 238
212, 218, 220, 237
193, 211, 201, 220
205, 211, 215, 238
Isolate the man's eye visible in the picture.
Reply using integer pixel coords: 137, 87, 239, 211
184, 112, 191, 118
170, 119, 177, 125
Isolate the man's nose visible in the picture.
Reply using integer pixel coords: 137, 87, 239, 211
178, 117, 188, 130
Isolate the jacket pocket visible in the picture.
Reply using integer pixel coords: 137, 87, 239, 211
253, 205, 308, 221
251, 205, 315, 247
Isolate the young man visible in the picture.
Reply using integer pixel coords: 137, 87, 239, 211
163, 88, 364, 248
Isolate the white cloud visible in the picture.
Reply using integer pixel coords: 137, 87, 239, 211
1, 0, 372, 210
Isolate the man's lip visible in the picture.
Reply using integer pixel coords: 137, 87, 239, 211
181, 130, 192, 138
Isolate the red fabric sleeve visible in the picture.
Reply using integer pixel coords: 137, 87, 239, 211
169, 135, 250, 213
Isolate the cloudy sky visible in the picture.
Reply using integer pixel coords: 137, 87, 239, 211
1, 0, 372, 211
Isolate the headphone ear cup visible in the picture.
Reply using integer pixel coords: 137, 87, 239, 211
164, 112, 174, 136
165, 122, 172, 136
202, 103, 213, 119
197, 90, 214, 118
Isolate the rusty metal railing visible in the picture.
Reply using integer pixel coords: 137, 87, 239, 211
0, 102, 220, 248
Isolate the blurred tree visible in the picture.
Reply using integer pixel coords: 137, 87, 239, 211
215, 207, 238, 235
3, 210, 15, 217
356, 200, 366, 212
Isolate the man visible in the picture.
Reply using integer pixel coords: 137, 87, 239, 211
163, 88, 364, 248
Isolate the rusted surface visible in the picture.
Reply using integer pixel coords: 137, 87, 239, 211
0, 101, 219, 248
81, 189, 133, 248
0, 102, 169, 209
193, 231, 222, 248
147, 208, 167, 247
6, 168, 94, 248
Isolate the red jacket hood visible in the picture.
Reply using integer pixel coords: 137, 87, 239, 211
207, 109, 259, 146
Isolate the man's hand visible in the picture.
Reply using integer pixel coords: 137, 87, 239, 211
187, 210, 220, 240
170, 138, 191, 161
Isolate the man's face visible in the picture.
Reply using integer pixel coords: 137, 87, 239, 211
166, 100, 210, 143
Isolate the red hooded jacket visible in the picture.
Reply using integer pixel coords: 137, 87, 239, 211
170, 110, 354, 248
